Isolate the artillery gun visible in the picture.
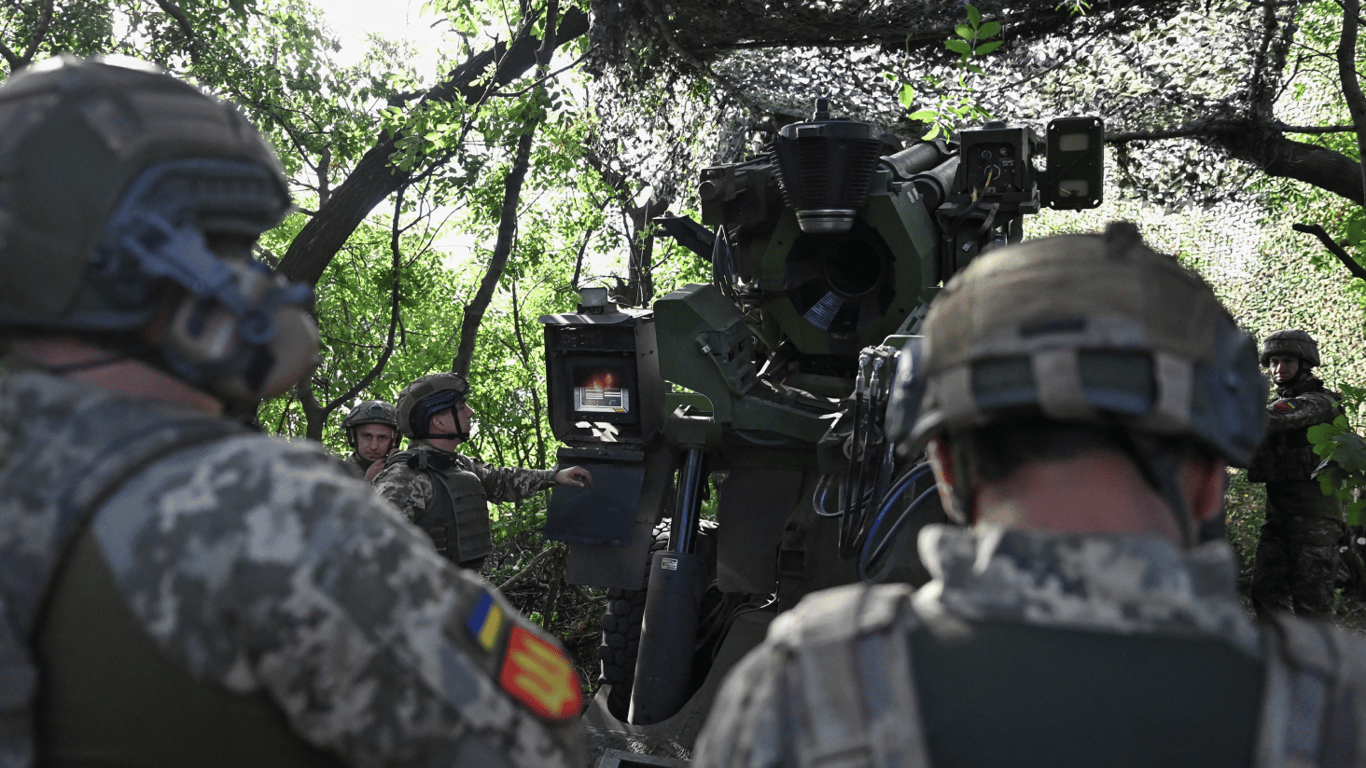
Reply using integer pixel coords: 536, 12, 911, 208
539, 100, 1104, 763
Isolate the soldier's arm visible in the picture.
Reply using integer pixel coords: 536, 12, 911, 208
372, 461, 433, 524
466, 456, 557, 504
1266, 390, 1341, 433
93, 435, 586, 768
692, 646, 797, 768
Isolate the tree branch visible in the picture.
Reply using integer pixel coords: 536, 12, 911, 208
1107, 120, 1366, 205
276, 6, 589, 287
1338, 0, 1366, 199
154, 0, 197, 64
303, 185, 410, 439
451, 0, 559, 377
1293, 222, 1366, 281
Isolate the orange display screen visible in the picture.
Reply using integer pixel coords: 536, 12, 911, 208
573, 368, 630, 414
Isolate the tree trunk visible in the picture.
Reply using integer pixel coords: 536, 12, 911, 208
451, 1, 560, 378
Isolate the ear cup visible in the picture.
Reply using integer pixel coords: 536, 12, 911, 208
165, 258, 319, 402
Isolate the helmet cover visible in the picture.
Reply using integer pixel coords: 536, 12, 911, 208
1260, 329, 1320, 369
397, 373, 470, 439
0, 56, 317, 402
904, 221, 1267, 468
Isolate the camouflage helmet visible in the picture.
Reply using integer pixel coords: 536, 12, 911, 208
342, 400, 399, 447
0, 56, 317, 402
905, 222, 1267, 469
1260, 329, 1320, 369
396, 373, 471, 439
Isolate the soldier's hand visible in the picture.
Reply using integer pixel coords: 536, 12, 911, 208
556, 466, 593, 488
365, 458, 386, 481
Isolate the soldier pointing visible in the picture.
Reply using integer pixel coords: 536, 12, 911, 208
1248, 329, 1346, 617
0, 57, 584, 767
373, 372, 592, 569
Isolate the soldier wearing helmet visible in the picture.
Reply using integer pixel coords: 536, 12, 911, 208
1247, 329, 1345, 617
340, 399, 400, 480
373, 372, 592, 569
0, 57, 585, 767
694, 224, 1366, 768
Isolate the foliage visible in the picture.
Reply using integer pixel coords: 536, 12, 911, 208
1309, 412, 1366, 525
897, 4, 1002, 141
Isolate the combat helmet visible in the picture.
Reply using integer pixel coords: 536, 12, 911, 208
342, 400, 399, 447
895, 222, 1268, 535
0, 56, 318, 402
396, 373, 470, 440
1260, 329, 1320, 369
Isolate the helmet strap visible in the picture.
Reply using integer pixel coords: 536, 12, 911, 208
945, 435, 977, 526
1110, 430, 1198, 547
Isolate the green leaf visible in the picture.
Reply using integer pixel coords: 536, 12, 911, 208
976, 40, 1004, 55
1331, 430, 1366, 472
1349, 498, 1366, 527
955, 24, 975, 39
978, 21, 1002, 39
967, 4, 981, 26
965, 63, 986, 75
922, 123, 943, 141
898, 83, 916, 108
945, 39, 972, 55
1346, 209, 1366, 249
908, 109, 940, 121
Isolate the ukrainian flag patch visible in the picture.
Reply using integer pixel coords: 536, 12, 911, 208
465, 592, 504, 652
1273, 399, 1302, 413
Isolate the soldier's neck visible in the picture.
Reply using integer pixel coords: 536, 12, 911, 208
418, 436, 462, 453
11, 337, 223, 415
972, 448, 1211, 547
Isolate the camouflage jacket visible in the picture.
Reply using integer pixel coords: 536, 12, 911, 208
0, 370, 585, 768
337, 450, 369, 479
693, 525, 1366, 768
371, 439, 557, 525
1248, 375, 1341, 483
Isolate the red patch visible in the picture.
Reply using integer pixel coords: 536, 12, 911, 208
1273, 399, 1302, 413
498, 625, 583, 721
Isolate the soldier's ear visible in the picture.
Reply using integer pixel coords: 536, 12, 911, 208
1182, 452, 1228, 527
926, 437, 964, 524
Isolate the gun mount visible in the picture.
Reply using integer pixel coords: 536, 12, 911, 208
540, 100, 1104, 762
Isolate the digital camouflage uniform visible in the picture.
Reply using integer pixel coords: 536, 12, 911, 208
372, 439, 557, 568
694, 525, 1366, 768
1248, 373, 1345, 616
0, 57, 585, 768
4, 369, 585, 768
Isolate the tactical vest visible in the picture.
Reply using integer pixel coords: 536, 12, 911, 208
0, 390, 344, 768
771, 584, 1361, 768
1248, 378, 1341, 483
386, 448, 493, 568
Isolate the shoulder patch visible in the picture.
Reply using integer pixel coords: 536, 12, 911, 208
498, 624, 583, 721
465, 591, 505, 652
1273, 399, 1302, 413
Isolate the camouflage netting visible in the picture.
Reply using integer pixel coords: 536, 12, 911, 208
582, 0, 1279, 212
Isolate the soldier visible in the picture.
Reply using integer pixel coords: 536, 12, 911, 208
373, 372, 591, 569
693, 223, 1366, 767
1247, 329, 1346, 617
340, 399, 401, 480
0, 57, 585, 768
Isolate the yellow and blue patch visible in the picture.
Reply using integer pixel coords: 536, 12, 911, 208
465, 592, 505, 652
498, 625, 583, 721
1273, 399, 1303, 413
